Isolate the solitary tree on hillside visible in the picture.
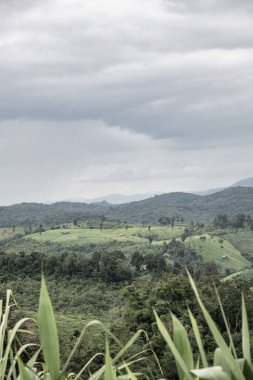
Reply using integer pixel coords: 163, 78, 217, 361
100, 215, 106, 230
131, 251, 144, 271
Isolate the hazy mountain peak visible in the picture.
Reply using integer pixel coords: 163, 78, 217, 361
196, 177, 253, 196
232, 177, 253, 187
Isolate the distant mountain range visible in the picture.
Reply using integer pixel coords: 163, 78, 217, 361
1, 186, 253, 227
64, 177, 253, 203
64, 193, 157, 204
196, 177, 253, 195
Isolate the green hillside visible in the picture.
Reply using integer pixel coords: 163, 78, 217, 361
27, 225, 184, 246
1, 187, 253, 226
220, 229, 253, 259
186, 234, 251, 272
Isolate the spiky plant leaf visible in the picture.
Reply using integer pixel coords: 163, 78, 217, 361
38, 276, 60, 380
192, 366, 231, 380
154, 311, 194, 380
171, 313, 194, 380
104, 340, 117, 380
187, 271, 245, 380
213, 348, 232, 378
17, 359, 36, 380
242, 294, 251, 366
188, 308, 208, 368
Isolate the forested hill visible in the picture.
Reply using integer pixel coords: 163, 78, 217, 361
0, 201, 111, 227
1, 187, 253, 227
105, 186, 253, 224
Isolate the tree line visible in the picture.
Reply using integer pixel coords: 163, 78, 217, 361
0, 250, 168, 283
213, 213, 253, 229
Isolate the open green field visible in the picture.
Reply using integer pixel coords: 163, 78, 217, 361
186, 234, 251, 272
25, 225, 184, 246
220, 229, 253, 258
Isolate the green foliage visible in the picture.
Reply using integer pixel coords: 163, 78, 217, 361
21, 278, 151, 380
2, 272, 253, 379
185, 234, 250, 273
2, 217, 253, 379
154, 272, 253, 380
213, 213, 253, 229
0, 290, 37, 380
38, 277, 60, 380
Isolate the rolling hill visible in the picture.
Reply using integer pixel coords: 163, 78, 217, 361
1, 186, 253, 227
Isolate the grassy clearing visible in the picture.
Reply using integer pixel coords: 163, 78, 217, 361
26, 228, 147, 245
186, 234, 250, 272
130, 225, 184, 240
25, 225, 184, 247
220, 229, 253, 258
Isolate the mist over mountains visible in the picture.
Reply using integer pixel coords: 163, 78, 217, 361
64, 193, 157, 205
196, 177, 253, 195
62, 177, 253, 203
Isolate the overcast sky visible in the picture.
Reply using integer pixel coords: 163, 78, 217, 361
0, 0, 253, 204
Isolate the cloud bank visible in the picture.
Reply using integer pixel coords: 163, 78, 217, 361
0, 0, 253, 203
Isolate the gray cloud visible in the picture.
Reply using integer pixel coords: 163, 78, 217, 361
0, 120, 252, 204
0, 0, 252, 203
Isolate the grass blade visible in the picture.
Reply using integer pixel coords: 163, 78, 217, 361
187, 271, 245, 380
188, 308, 208, 368
213, 348, 232, 377
62, 319, 118, 375
73, 353, 104, 380
17, 359, 36, 380
192, 366, 231, 380
241, 294, 251, 365
171, 313, 194, 380
38, 276, 60, 380
113, 330, 146, 364
214, 287, 237, 358
104, 340, 117, 380
154, 310, 194, 380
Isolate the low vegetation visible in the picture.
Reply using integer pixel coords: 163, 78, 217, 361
3, 273, 253, 379
1, 208, 253, 379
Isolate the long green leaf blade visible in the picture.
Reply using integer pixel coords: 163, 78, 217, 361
172, 313, 194, 380
154, 311, 194, 380
188, 308, 208, 368
104, 340, 116, 380
17, 359, 36, 380
187, 271, 245, 380
38, 276, 60, 380
192, 366, 231, 380
242, 294, 251, 365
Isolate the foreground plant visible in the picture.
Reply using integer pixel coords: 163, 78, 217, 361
155, 271, 253, 380
17, 277, 154, 380
0, 289, 38, 380
8, 272, 253, 380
